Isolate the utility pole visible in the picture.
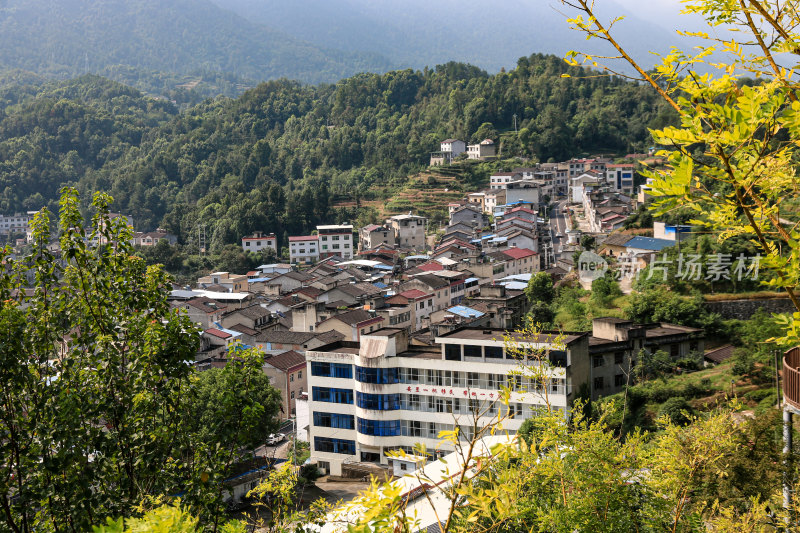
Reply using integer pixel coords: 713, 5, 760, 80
197, 224, 206, 255
513, 113, 518, 132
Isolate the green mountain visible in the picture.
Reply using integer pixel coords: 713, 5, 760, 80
0, 0, 392, 87
0, 55, 676, 248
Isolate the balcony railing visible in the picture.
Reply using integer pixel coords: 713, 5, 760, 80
783, 347, 800, 410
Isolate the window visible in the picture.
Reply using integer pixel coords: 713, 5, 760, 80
356, 392, 400, 410
290, 391, 295, 399
406, 394, 420, 410
614, 352, 624, 365
594, 377, 604, 390
464, 344, 481, 358
468, 372, 480, 388
290, 374, 294, 382
405, 368, 420, 383
485, 346, 503, 359
312, 387, 353, 404
311, 362, 353, 379
592, 356, 605, 368
614, 374, 626, 387
445, 344, 461, 361
313, 412, 355, 429
670, 344, 680, 358
314, 437, 355, 455
245, 242, 251, 247
298, 371, 302, 379
358, 418, 400, 436
356, 366, 399, 384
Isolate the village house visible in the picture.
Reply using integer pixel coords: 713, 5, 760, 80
317, 224, 354, 260
289, 235, 320, 264
606, 163, 636, 195
132, 229, 177, 246
430, 138, 466, 166
388, 213, 427, 251
387, 289, 435, 330
449, 204, 489, 228
181, 296, 227, 329
467, 139, 496, 160
463, 285, 527, 330
315, 309, 386, 341
219, 304, 273, 331
241, 231, 277, 253
254, 330, 344, 355
197, 272, 249, 293
263, 350, 307, 419
359, 225, 395, 251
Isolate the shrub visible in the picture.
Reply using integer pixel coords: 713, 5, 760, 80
658, 397, 696, 426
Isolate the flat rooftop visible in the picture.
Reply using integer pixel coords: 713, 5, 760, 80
437, 328, 583, 346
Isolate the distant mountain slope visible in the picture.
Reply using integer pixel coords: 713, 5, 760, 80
212, 0, 685, 72
0, 0, 393, 84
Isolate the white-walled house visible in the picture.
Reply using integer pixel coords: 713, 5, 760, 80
242, 232, 277, 253
289, 235, 320, 263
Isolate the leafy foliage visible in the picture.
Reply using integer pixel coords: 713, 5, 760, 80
0, 189, 281, 531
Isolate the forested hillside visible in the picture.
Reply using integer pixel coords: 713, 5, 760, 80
0, 55, 676, 248
0, 0, 391, 88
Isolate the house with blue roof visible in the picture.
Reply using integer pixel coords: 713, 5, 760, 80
624, 236, 677, 254
429, 304, 490, 336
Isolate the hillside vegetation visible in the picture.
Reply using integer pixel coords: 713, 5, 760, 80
0, 55, 676, 249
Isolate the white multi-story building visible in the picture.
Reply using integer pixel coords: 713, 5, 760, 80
0, 211, 36, 237
241, 231, 277, 253
317, 224, 354, 260
606, 164, 636, 195
306, 327, 589, 476
289, 235, 319, 263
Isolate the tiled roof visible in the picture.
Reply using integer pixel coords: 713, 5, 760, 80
418, 262, 444, 272
502, 247, 537, 260
228, 323, 259, 336
205, 328, 231, 339
265, 350, 306, 372
289, 235, 318, 241
321, 308, 376, 326
704, 344, 735, 364
186, 296, 226, 314
256, 330, 316, 344
398, 289, 432, 300
225, 304, 271, 320
601, 233, 634, 247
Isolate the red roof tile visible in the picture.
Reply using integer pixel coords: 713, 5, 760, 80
502, 247, 537, 260
289, 235, 318, 242
205, 328, 231, 339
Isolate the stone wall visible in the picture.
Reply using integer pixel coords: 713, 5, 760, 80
704, 297, 796, 320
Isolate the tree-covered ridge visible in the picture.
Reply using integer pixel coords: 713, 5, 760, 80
0, 0, 392, 86
0, 54, 675, 245
0, 75, 177, 214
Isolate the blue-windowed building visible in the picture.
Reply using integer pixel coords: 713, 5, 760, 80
305, 327, 590, 476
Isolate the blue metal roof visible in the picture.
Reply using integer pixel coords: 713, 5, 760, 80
447, 305, 485, 319
464, 277, 479, 283
373, 282, 388, 289
249, 277, 271, 283
405, 255, 430, 260
624, 236, 676, 252
373, 264, 393, 270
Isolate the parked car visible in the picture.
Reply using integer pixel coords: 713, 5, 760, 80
266, 433, 285, 446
